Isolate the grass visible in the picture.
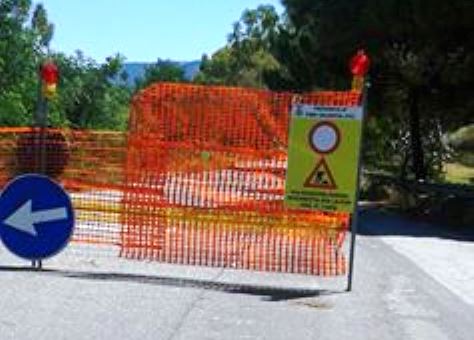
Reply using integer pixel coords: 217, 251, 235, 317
444, 162, 474, 185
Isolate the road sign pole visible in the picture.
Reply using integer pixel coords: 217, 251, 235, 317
34, 68, 49, 174
346, 82, 369, 292
34, 67, 50, 270
38, 91, 48, 270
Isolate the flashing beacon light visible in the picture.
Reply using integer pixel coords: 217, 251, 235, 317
41, 61, 59, 99
349, 49, 370, 91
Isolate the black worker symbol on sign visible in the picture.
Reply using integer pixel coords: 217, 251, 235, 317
304, 121, 340, 189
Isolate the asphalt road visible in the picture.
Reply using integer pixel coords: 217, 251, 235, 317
0, 209, 472, 340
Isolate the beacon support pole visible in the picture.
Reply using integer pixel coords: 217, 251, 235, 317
346, 81, 369, 292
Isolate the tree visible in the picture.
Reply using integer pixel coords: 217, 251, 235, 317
31, 3, 54, 48
0, 0, 48, 126
50, 52, 131, 130
194, 5, 281, 89
135, 59, 186, 90
0, 0, 130, 130
194, 48, 236, 86
281, 0, 474, 180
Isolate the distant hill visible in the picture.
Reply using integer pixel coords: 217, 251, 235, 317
120, 60, 201, 87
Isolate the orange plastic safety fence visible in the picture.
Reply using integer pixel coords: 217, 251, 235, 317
0, 83, 361, 276
0, 127, 126, 247
121, 83, 361, 276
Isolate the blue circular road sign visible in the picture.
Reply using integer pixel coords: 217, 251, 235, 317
0, 174, 75, 260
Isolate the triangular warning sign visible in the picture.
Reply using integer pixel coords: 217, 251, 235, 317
304, 158, 337, 189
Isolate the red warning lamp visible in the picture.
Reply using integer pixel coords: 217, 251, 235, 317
40, 61, 59, 99
349, 49, 370, 77
349, 50, 370, 91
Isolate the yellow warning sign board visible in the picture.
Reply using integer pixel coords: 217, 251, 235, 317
284, 104, 363, 213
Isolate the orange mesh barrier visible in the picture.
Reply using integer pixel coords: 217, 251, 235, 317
121, 83, 361, 276
0, 83, 361, 276
0, 127, 126, 247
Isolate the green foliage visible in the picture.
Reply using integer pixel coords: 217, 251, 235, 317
135, 59, 186, 91
0, 90, 33, 126
50, 52, 131, 130
0, 0, 131, 130
196, 0, 473, 181
279, 0, 474, 181
31, 3, 54, 47
447, 125, 474, 152
0, 0, 38, 125
446, 125, 474, 169
194, 5, 281, 89
281, 0, 474, 91
194, 48, 235, 86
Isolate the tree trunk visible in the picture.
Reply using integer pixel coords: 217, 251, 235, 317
408, 88, 426, 180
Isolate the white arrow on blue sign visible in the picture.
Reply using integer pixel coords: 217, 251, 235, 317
0, 174, 75, 261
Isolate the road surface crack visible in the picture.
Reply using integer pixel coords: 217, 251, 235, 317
166, 268, 226, 340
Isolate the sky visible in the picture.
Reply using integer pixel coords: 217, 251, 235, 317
38, 0, 284, 63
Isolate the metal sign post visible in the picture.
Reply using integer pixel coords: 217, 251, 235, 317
346, 81, 369, 292
35, 101, 47, 270
32, 61, 57, 269
33, 67, 46, 270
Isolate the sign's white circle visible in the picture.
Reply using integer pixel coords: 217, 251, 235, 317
310, 123, 339, 153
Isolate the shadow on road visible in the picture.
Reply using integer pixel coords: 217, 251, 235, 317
357, 208, 474, 242
0, 265, 343, 301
